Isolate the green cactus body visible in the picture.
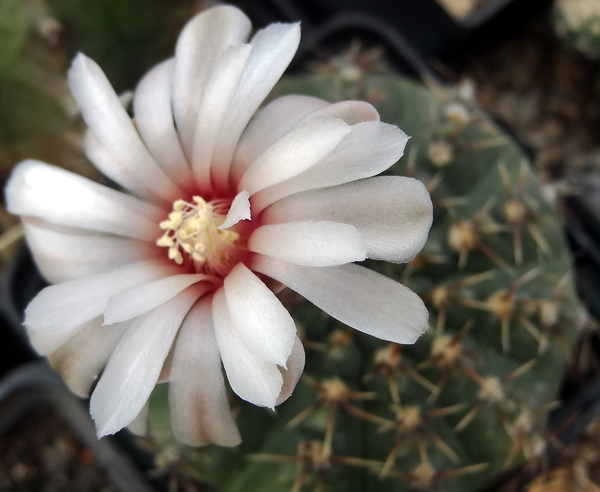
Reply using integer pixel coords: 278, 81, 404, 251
554, 0, 600, 59
145, 72, 581, 492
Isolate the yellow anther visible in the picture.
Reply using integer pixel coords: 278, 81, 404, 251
168, 247, 183, 265
173, 200, 186, 211
168, 211, 183, 227
192, 252, 205, 263
156, 235, 174, 247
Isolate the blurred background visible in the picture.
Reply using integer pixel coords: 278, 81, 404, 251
1, 0, 600, 491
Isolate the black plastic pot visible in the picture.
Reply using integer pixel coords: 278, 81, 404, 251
0, 248, 41, 376
564, 195, 600, 322
0, 361, 153, 492
238, 0, 554, 70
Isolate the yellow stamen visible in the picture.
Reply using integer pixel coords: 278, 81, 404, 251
156, 195, 242, 275
156, 235, 174, 247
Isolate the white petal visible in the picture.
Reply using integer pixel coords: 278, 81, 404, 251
212, 22, 301, 190
133, 59, 194, 192
68, 53, 181, 202
25, 260, 176, 335
212, 288, 282, 408
173, 6, 252, 157
276, 336, 305, 405
253, 257, 429, 345
157, 345, 174, 384
84, 131, 158, 200
127, 402, 149, 437
249, 221, 366, 266
230, 95, 331, 183
223, 263, 296, 366
6, 160, 163, 241
169, 298, 241, 447
253, 121, 408, 211
48, 317, 128, 397
104, 274, 207, 325
192, 44, 251, 191
91, 287, 201, 436
218, 190, 251, 230
262, 176, 433, 263
118, 91, 133, 109
238, 117, 351, 196
28, 317, 97, 356
22, 218, 161, 284
296, 99, 380, 126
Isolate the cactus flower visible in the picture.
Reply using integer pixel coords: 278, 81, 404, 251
5, 5, 432, 446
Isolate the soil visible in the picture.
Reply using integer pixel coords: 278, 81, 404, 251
463, 10, 600, 186
0, 402, 118, 492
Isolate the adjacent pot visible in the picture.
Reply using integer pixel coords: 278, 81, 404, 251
240, 0, 553, 69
